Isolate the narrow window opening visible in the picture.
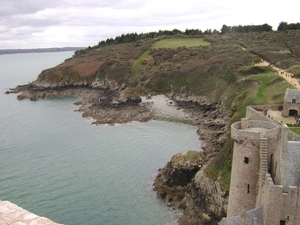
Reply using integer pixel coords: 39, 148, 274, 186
244, 157, 249, 164
280, 220, 286, 225
247, 184, 250, 194
292, 98, 296, 104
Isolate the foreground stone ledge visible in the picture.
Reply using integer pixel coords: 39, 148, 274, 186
0, 200, 63, 225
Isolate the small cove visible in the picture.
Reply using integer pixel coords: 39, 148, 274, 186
0, 52, 202, 225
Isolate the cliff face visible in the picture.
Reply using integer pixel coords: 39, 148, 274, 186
153, 151, 207, 206
153, 153, 228, 225
179, 168, 228, 225
152, 96, 230, 225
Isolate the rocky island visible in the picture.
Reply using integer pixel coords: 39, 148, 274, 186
7, 25, 300, 224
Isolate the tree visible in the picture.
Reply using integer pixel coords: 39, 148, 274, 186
221, 24, 231, 34
261, 23, 272, 32
278, 22, 288, 31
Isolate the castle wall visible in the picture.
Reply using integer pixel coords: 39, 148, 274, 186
225, 105, 300, 225
270, 138, 283, 185
231, 120, 279, 141
246, 105, 300, 142
227, 136, 260, 217
228, 119, 280, 217
219, 206, 264, 225
219, 216, 242, 225
246, 206, 264, 225
260, 174, 300, 225
286, 141, 300, 187
246, 105, 282, 124
282, 102, 300, 117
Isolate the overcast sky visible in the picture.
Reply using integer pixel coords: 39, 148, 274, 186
1, 0, 299, 49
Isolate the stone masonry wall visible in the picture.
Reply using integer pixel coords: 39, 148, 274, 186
0, 200, 63, 225
283, 102, 300, 117
229, 119, 280, 218
261, 174, 300, 225
219, 206, 264, 225
228, 134, 261, 216
246, 105, 281, 125
286, 141, 300, 186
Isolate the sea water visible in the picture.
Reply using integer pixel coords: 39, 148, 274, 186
0, 52, 202, 225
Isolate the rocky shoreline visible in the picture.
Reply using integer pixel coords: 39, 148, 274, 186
7, 83, 230, 225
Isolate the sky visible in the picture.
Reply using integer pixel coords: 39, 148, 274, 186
1, 0, 299, 49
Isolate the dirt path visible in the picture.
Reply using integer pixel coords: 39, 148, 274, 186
241, 44, 298, 89
255, 59, 299, 89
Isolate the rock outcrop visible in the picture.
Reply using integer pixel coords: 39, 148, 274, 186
178, 168, 228, 225
153, 151, 208, 207
152, 94, 231, 225
153, 150, 228, 225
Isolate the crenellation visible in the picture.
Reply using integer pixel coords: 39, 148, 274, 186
221, 93, 300, 225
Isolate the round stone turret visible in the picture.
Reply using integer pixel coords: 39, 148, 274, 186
227, 118, 280, 217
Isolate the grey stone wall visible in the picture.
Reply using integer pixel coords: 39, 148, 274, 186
225, 106, 300, 225
219, 216, 242, 225
246, 206, 264, 225
246, 105, 282, 124
260, 174, 300, 225
0, 200, 63, 225
286, 141, 300, 186
283, 102, 300, 117
219, 206, 264, 225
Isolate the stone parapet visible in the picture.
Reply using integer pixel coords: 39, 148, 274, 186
231, 119, 280, 141
0, 200, 63, 225
246, 105, 281, 125
260, 173, 300, 225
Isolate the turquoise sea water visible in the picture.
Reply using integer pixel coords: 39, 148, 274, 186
0, 52, 202, 225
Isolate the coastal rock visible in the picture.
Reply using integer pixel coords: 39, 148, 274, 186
153, 150, 228, 225
153, 151, 207, 207
178, 168, 228, 225
114, 88, 142, 104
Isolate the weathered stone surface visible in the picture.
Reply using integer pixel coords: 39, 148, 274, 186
178, 168, 228, 225
153, 151, 207, 207
0, 200, 63, 225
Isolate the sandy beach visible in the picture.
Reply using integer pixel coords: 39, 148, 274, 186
141, 95, 196, 124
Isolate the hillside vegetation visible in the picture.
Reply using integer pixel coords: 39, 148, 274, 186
34, 27, 300, 191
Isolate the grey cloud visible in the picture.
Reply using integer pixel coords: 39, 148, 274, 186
0, 0, 297, 49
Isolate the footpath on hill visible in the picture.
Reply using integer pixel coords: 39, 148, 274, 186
255, 59, 299, 89
255, 59, 298, 124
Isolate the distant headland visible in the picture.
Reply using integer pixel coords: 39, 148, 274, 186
0, 47, 84, 55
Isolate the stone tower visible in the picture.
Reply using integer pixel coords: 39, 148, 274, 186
227, 118, 280, 217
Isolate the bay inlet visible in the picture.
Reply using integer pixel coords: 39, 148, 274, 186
0, 52, 202, 225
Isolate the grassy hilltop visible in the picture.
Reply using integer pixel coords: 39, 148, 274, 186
39, 29, 299, 121
35, 26, 300, 190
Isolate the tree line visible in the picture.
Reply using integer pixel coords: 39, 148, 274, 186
277, 22, 300, 31
75, 22, 299, 54
221, 22, 300, 34
221, 24, 273, 33
96, 28, 205, 47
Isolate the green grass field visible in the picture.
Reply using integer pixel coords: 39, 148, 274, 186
249, 72, 293, 104
133, 38, 210, 69
289, 127, 300, 135
133, 50, 149, 69
151, 38, 210, 49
